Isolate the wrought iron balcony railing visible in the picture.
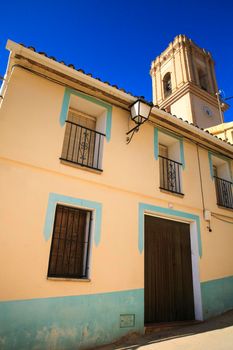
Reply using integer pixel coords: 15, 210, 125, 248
159, 155, 183, 195
214, 176, 233, 209
60, 121, 105, 171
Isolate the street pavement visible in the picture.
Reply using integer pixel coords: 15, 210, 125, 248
95, 310, 233, 350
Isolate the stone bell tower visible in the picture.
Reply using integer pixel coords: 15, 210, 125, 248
150, 35, 229, 129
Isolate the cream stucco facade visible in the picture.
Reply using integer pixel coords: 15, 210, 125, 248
0, 38, 233, 350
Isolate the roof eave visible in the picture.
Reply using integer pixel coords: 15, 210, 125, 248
5, 40, 233, 156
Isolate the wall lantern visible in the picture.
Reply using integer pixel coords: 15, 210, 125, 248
126, 98, 153, 144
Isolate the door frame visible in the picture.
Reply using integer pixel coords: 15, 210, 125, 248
139, 203, 203, 321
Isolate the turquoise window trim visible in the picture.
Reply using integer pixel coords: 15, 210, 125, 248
180, 141, 185, 170
138, 202, 202, 257
154, 128, 159, 160
208, 151, 233, 181
43, 192, 102, 246
208, 151, 214, 180
59, 87, 112, 142
154, 127, 185, 169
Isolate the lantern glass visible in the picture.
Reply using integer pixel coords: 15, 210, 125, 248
139, 103, 151, 120
130, 100, 151, 124
130, 100, 140, 121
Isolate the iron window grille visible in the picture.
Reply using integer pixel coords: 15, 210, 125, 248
60, 121, 105, 171
48, 204, 92, 279
159, 155, 183, 195
214, 176, 233, 209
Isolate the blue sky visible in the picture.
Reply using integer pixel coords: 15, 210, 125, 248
1, 0, 233, 121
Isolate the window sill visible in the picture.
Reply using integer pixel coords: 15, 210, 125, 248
159, 187, 184, 198
47, 277, 91, 282
60, 158, 103, 174
216, 204, 233, 212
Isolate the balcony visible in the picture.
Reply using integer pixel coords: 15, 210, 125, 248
60, 121, 105, 171
159, 155, 183, 195
214, 176, 233, 209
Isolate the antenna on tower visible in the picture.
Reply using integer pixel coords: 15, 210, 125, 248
218, 89, 225, 100
216, 89, 224, 124
216, 89, 228, 140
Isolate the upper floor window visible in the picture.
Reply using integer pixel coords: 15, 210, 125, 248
211, 155, 233, 209
48, 204, 92, 279
156, 129, 184, 196
60, 93, 107, 172
163, 73, 172, 98
159, 143, 183, 195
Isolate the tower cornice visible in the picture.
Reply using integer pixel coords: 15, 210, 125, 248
158, 82, 229, 113
151, 34, 214, 73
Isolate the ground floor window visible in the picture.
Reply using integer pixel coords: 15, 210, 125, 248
48, 204, 92, 279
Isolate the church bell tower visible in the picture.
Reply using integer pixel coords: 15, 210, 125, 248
150, 35, 229, 129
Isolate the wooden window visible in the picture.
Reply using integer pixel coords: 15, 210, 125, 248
159, 144, 168, 158
48, 204, 92, 279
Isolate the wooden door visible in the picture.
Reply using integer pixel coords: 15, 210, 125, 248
144, 215, 194, 324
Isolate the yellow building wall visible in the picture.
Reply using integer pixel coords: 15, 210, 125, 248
0, 66, 233, 304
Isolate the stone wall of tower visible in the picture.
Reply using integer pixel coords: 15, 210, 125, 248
151, 35, 191, 106
150, 35, 226, 128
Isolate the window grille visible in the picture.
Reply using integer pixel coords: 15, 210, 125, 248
159, 155, 183, 195
214, 176, 233, 209
48, 204, 92, 279
158, 144, 183, 195
61, 111, 105, 171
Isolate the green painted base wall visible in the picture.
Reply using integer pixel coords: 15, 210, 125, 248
1, 276, 233, 349
201, 276, 233, 319
0, 289, 144, 350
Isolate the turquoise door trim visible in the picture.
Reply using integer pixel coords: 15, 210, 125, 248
208, 151, 233, 181
59, 87, 112, 142
43, 192, 102, 246
0, 288, 144, 350
201, 275, 233, 319
138, 202, 202, 257
154, 127, 185, 169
